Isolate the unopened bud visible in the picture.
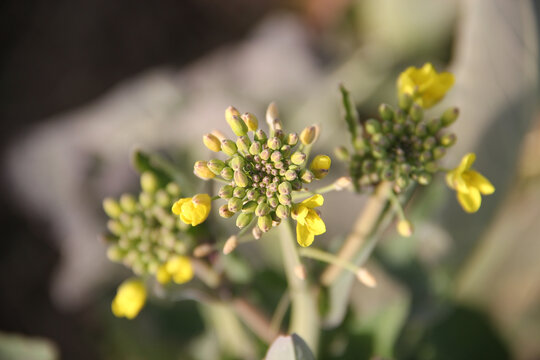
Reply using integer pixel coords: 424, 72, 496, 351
278, 182, 292, 195
255, 202, 271, 217
378, 103, 394, 121
252, 226, 263, 240
120, 194, 137, 213
334, 146, 349, 162
290, 151, 305, 165
432, 146, 446, 160
234, 170, 249, 187
427, 118, 441, 134
266, 102, 281, 130
219, 204, 234, 218
310, 155, 331, 179
107, 220, 124, 236
194, 161, 215, 180
300, 125, 317, 145
300, 169, 314, 183
259, 149, 270, 161
229, 156, 245, 171
334, 176, 352, 190
103, 198, 122, 218
140, 172, 158, 193
236, 136, 251, 154
258, 215, 272, 232
287, 132, 298, 146
246, 189, 260, 201
227, 197, 243, 213
236, 213, 254, 229
223, 235, 239, 255
415, 123, 428, 137
417, 172, 432, 185
440, 133, 457, 147
226, 108, 248, 136
268, 196, 279, 208
221, 140, 238, 156
233, 187, 245, 199
409, 103, 424, 123
397, 220, 413, 237
203, 133, 222, 152
220, 166, 233, 180
267, 137, 281, 150
249, 142, 261, 155
278, 193, 291, 206
242, 200, 257, 213
207, 159, 226, 175
398, 92, 413, 111
441, 107, 459, 127
194, 244, 214, 258
285, 169, 298, 181
356, 268, 377, 288
276, 204, 290, 219
365, 119, 381, 134
255, 129, 267, 142
241, 112, 258, 131
139, 192, 153, 208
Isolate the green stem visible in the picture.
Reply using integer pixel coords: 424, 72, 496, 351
299, 247, 359, 274
291, 183, 339, 202
278, 220, 319, 352
388, 191, 406, 221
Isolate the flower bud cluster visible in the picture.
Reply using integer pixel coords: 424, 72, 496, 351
338, 93, 458, 193
102, 172, 191, 276
200, 105, 325, 235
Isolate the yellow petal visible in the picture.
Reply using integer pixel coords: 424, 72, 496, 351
111, 279, 146, 319
296, 223, 314, 247
457, 188, 482, 213
457, 153, 476, 174
166, 256, 194, 284
467, 170, 495, 195
156, 265, 171, 284
172, 198, 191, 215
446, 169, 470, 193
292, 204, 308, 225
301, 194, 324, 209
305, 210, 326, 236
191, 203, 210, 226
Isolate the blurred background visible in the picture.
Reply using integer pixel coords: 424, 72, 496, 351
1, 0, 539, 359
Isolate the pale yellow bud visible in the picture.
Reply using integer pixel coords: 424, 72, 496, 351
300, 125, 319, 145
193, 244, 214, 258
397, 220, 413, 237
356, 268, 377, 288
334, 176, 352, 191
203, 133, 221, 152
194, 161, 215, 180
223, 235, 238, 255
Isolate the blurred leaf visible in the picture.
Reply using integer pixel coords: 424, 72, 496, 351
0, 333, 58, 360
265, 334, 315, 360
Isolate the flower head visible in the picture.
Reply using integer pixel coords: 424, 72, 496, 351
446, 153, 495, 213
172, 194, 211, 226
111, 279, 147, 319
156, 255, 194, 284
291, 194, 326, 247
398, 63, 454, 108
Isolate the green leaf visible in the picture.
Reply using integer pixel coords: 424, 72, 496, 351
265, 334, 315, 360
339, 84, 361, 144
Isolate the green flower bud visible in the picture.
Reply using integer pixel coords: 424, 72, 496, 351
107, 246, 124, 262
267, 137, 281, 150
249, 142, 261, 155
441, 107, 459, 127
278, 193, 291, 206
395, 175, 409, 189
381, 166, 395, 181
270, 151, 282, 163
287, 132, 298, 146
362, 159, 375, 173
285, 170, 297, 181
278, 182, 292, 195
236, 213, 254, 229
242, 201, 258, 213
241, 112, 258, 131
371, 146, 386, 159
221, 140, 238, 156
404, 120, 416, 134
107, 220, 124, 236
291, 151, 306, 165
233, 187, 246, 198
219, 185, 234, 199
246, 189, 260, 201
371, 133, 389, 147
268, 196, 279, 208
258, 215, 272, 232
424, 162, 438, 173
379, 103, 394, 121
427, 118, 441, 134
255, 129, 267, 142
260, 149, 270, 161
409, 103, 424, 122
227, 114, 248, 137
237, 136, 251, 154
423, 136, 437, 150
432, 146, 446, 160
300, 125, 317, 145
255, 202, 271, 217
417, 172, 432, 185
300, 169, 314, 183
398, 92, 413, 111
229, 156, 245, 171
395, 109, 407, 124
392, 123, 405, 136
419, 151, 432, 163
228, 197, 243, 213
381, 121, 392, 133
166, 183, 181, 197
277, 205, 290, 219
225, 106, 240, 124
140, 172, 158, 194
221, 166, 234, 180
139, 192, 153, 208
155, 189, 171, 207
234, 170, 249, 187
103, 198, 122, 218
219, 204, 234, 218
203, 133, 222, 152
415, 123, 428, 137
365, 119, 381, 134
400, 163, 412, 175
120, 194, 137, 214
440, 133, 457, 147
207, 159, 226, 174
334, 146, 349, 161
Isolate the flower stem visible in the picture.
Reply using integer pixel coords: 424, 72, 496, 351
232, 298, 277, 344
299, 247, 359, 274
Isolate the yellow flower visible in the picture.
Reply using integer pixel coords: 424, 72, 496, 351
111, 279, 146, 319
156, 256, 194, 284
397, 63, 454, 108
172, 193, 211, 226
310, 155, 331, 179
291, 194, 326, 247
446, 153, 495, 213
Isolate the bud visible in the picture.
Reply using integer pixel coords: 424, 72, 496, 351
289, 151, 305, 165
415, 123, 428, 138
356, 268, 377, 288
252, 226, 263, 240
155, 190, 171, 208
424, 162, 438, 173
226, 108, 248, 136
267, 137, 281, 150
278, 182, 292, 195
310, 155, 331, 179
236, 136, 251, 154
276, 204, 290, 219
194, 161, 215, 180
285, 169, 298, 181
334, 176, 352, 191
365, 119, 381, 134
419, 151, 432, 163
423, 137, 437, 150
334, 146, 349, 161
166, 183, 181, 197
255, 129, 267, 142
300, 125, 317, 145
278, 193, 291, 206
203, 133, 222, 152
236, 213, 254, 229
246, 189, 260, 201
381, 166, 395, 181
242, 200, 257, 213
287, 132, 298, 146
241, 112, 258, 131
249, 142, 261, 155
441, 107, 459, 127
397, 220, 413, 237
207, 159, 226, 174
255, 202, 271, 217
268, 151, 281, 163
120, 194, 137, 214
194, 244, 214, 258
140, 172, 158, 194
427, 118, 441, 134
107, 220, 124, 236
139, 192, 153, 208
106, 246, 124, 262
223, 235, 239, 255
234, 170, 249, 188
219, 204, 234, 218
432, 146, 446, 160
371, 146, 386, 159
398, 92, 413, 111
103, 198, 122, 218
268, 196, 279, 208
417, 172, 432, 185
378, 103, 394, 121
440, 133, 457, 147
221, 140, 238, 156
300, 169, 314, 183
220, 166, 233, 180
258, 215, 272, 232
229, 156, 245, 171
409, 103, 424, 123
228, 197, 243, 213
395, 109, 406, 124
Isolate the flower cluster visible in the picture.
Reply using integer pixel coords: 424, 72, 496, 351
103, 171, 194, 280
187, 103, 330, 244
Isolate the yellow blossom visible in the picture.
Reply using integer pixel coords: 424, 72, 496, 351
310, 155, 331, 179
397, 63, 454, 108
156, 256, 194, 284
172, 193, 211, 226
111, 279, 146, 319
446, 153, 495, 213
291, 194, 326, 247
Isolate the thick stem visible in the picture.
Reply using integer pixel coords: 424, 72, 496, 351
320, 182, 392, 286
232, 298, 278, 344
279, 221, 320, 352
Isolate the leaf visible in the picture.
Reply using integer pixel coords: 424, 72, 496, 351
265, 334, 315, 360
0, 332, 58, 360
339, 84, 361, 144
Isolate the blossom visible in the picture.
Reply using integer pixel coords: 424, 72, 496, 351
446, 153, 495, 213
156, 256, 194, 284
111, 279, 146, 319
172, 194, 211, 226
310, 155, 331, 179
397, 63, 454, 108
291, 194, 326, 247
